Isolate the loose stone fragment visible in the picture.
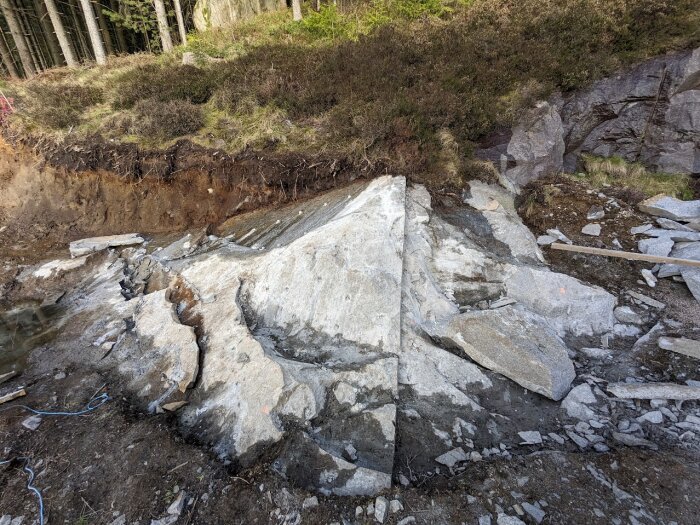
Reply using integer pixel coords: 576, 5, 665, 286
546, 229, 572, 244
637, 411, 663, 424
638, 237, 674, 257
626, 291, 665, 309
375, 496, 388, 524
587, 206, 605, 220
656, 217, 695, 231
630, 224, 653, 235
658, 337, 700, 360
641, 269, 657, 287
581, 223, 601, 236
614, 306, 643, 325
612, 432, 658, 450
518, 431, 543, 445
435, 448, 468, 467
521, 502, 546, 524
608, 382, 700, 400
638, 195, 700, 221
537, 235, 557, 246
69, 233, 145, 258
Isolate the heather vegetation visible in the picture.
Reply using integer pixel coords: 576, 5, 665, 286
4, 0, 699, 176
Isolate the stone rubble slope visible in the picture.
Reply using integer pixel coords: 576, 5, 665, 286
631, 194, 700, 304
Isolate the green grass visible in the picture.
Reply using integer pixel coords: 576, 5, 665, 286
570, 155, 695, 200
3, 0, 700, 180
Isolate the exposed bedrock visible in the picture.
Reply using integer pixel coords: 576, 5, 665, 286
15, 175, 618, 495
477, 47, 700, 185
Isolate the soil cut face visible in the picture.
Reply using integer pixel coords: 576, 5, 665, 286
0, 137, 381, 263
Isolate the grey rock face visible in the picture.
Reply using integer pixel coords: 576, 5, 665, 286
503, 102, 565, 187
116, 289, 199, 410
23, 175, 625, 496
561, 48, 700, 175
478, 48, 700, 187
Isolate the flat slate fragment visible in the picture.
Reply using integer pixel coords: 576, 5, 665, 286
638, 195, 700, 222
607, 382, 700, 400
658, 337, 700, 359
70, 233, 145, 258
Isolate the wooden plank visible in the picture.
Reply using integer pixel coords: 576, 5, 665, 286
550, 243, 700, 268
0, 388, 26, 406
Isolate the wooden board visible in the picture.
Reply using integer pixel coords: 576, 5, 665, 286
550, 243, 700, 268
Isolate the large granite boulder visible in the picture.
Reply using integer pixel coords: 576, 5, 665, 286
20, 175, 619, 494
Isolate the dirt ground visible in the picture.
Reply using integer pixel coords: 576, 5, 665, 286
518, 175, 700, 327
2, 368, 700, 525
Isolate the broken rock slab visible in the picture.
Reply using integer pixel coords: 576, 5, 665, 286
435, 447, 468, 467
117, 289, 199, 409
608, 382, 700, 401
503, 266, 616, 337
656, 217, 695, 231
638, 195, 700, 222
658, 337, 700, 360
438, 305, 575, 401
69, 233, 145, 258
561, 383, 597, 421
638, 237, 674, 257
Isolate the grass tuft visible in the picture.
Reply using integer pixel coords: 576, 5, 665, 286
572, 155, 695, 200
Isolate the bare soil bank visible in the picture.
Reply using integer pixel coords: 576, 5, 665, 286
0, 137, 385, 259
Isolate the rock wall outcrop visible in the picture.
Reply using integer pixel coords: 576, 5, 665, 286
14, 175, 620, 495
478, 47, 700, 187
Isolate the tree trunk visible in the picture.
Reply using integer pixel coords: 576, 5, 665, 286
93, 0, 113, 55
110, 0, 127, 53
34, 0, 64, 66
69, 0, 91, 61
153, 0, 172, 53
173, 0, 187, 46
0, 0, 35, 77
77, 0, 106, 64
0, 29, 18, 78
19, 2, 46, 71
292, 0, 302, 21
44, 0, 77, 66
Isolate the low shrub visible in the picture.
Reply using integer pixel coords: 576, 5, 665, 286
133, 99, 205, 139
25, 83, 103, 129
112, 64, 219, 109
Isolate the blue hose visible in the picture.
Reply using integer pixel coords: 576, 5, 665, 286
0, 391, 111, 525
0, 392, 111, 416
